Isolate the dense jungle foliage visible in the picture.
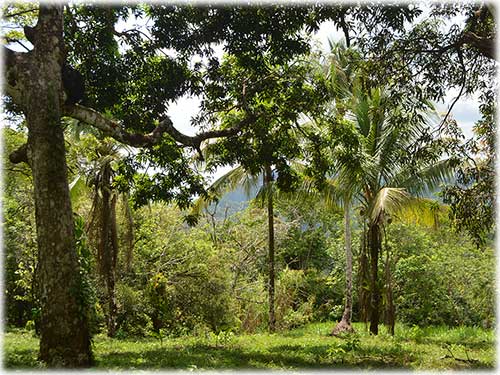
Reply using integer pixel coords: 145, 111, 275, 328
4, 128, 495, 338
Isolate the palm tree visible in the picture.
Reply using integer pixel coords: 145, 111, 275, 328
308, 41, 456, 335
331, 193, 355, 335
333, 85, 455, 335
85, 140, 121, 337
299, 40, 357, 336
69, 134, 134, 337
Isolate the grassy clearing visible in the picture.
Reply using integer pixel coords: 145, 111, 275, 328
3, 322, 495, 370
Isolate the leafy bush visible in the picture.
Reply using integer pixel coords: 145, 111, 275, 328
275, 268, 337, 330
115, 283, 151, 337
388, 223, 495, 328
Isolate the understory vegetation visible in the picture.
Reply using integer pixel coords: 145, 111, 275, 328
4, 130, 495, 367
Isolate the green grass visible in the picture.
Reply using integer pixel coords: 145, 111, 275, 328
3, 322, 495, 370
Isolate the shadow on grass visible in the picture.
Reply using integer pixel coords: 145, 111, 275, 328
5, 342, 492, 370
411, 337, 493, 350
94, 342, 421, 370
4, 328, 493, 370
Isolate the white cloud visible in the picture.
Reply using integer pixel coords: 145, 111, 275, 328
168, 96, 201, 136
435, 94, 481, 139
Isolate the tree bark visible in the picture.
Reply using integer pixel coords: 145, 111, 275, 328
368, 222, 381, 335
265, 165, 276, 332
97, 163, 118, 338
331, 200, 355, 336
384, 243, 395, 336
21, 5, 92, 366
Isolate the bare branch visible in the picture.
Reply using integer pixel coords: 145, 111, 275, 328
64, 104, 252, 149
437, 47, 467, 132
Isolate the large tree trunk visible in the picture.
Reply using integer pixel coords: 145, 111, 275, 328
265, 165, 276, 332
368, 222, 381, 335
22, 5, 92, 366
331, 200, 355, 336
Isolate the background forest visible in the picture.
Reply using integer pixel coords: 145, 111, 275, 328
2, 1, 496, 370
4, 126, 495, 336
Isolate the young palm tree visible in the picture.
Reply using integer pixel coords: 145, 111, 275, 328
334, 85, 456, 335
310, 41, 456, 335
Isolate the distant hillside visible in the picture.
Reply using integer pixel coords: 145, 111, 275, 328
206, 175, 451, 220
207, 183, 259, 219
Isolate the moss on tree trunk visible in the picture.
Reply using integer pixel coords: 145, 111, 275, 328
21, 5, 92, 367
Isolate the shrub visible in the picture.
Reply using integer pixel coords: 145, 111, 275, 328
115, 282, 151, 337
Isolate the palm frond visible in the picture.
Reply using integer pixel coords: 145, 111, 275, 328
396, 158, 457, 196
392, 198, 448, 228
368, 187, 410, 224
69, 174, 88, 203
190, 165, 261, 217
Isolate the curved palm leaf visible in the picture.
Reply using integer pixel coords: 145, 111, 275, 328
392, 197, 448, 228
367, 187, 410, 224
395, 158, 457, 197
190, 165, 262, 217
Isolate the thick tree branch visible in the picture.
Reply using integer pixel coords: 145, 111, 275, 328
2, 45, 25, 103
64, 104, 250, 149
340, 12, 350, 48
462, 32, 496, 60
3, 8, 38, 18
386, 29, 497, 62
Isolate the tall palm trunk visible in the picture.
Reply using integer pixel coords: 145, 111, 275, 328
123, 194, 135, 273
265, 164, 276, 332
331, 199, 355, 335
98, 163, 118, 338
384, 231, 395, 335
384, 253, 395, 335
358, 218, 370, 328
368, 222, 381, 335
